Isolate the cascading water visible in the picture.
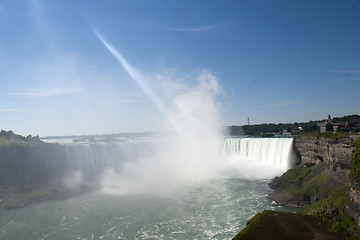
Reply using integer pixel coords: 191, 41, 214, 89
0, 136, 297, 240
0, 51, 297, 238
61, 137, 161, 189
222, 137, 295, 179
59, 136, 296, 190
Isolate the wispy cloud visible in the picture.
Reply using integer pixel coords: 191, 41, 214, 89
163, 24, 219, 33
329, 70, 360, 74
0, 107, 21, 112
0, 0, 6, 13
10, 87, 84, 97
259, 100, 301, 108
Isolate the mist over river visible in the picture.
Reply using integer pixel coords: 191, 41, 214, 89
0, 136, 296, 240
0, 178, 275, 240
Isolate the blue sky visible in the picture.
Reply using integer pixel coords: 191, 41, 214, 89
0, 0, 359, 136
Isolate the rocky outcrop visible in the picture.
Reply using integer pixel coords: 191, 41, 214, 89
348, 183, 360, 231
290, 137, 360, 235
293, 137, 354, 174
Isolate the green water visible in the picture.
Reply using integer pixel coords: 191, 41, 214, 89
0, 179, 274, 240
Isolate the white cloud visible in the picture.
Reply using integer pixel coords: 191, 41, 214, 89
163, 24, 219, 33
10, 87, 85, 97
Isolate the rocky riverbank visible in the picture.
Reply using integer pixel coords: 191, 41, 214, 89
234, 135, 360, 239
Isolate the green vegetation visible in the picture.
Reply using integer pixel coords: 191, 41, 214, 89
349, 138, 360, 185
228, 121, 319, 136
0, 130, 43, 146
269, 162, 360, 239
269, 165, 343, 206
228, 114, 359, 136
302, 185, 359, 239
232, 210, 342, 240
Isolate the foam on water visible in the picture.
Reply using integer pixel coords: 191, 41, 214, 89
0, 179, 274, 240
221, 137, 294, 179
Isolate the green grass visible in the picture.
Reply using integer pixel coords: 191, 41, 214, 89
270, 165, 338, 206
302, 185, 359, 240
232, 210, 340, 240
303, 185, 348, 217
349, 139, 360, 185
301, 171, 330, 195
269, 163, 360, 239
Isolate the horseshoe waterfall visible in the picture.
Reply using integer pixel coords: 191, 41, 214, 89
0, 136, 297, 240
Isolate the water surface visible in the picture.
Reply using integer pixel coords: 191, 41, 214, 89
0, 179, 273, 240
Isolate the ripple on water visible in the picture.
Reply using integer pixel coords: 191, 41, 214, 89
0, 179, 272, 240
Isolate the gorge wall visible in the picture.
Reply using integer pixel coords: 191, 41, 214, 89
293, 137, 354, 172
293, 136, 360, 231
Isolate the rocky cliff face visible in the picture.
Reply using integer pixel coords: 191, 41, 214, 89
293, 137, 354, 174
348, 182, 360, 230
293, 137, 360, 232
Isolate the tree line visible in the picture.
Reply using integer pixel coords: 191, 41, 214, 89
227, 114, 360, 136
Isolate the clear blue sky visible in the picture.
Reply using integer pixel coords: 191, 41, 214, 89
1, 0, 359, 136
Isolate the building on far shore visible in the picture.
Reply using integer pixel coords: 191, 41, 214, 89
318, 115, 360, 133
318, 115, 338, 133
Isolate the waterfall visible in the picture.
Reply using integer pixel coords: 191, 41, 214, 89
222, 137, 295, 179
57, 136, 296, 189
61, 138, 160, 188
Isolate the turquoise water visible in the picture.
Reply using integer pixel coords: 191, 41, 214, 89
0, 179, 273, 240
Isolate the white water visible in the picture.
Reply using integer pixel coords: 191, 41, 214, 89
58, 136, 295, 192
0, 136, 296, 240
0, 178, 278, 240
222, 137, 294, 179
1, 57, 297, 238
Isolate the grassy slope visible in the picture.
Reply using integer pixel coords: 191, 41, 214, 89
232, 210, 343, 240
269, 165, 342, 206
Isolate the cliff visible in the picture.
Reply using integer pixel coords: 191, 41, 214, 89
270, 137, 354, 206
269, 136, 360, 239
293, 137, 360, 231
293, 137, 354, 173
